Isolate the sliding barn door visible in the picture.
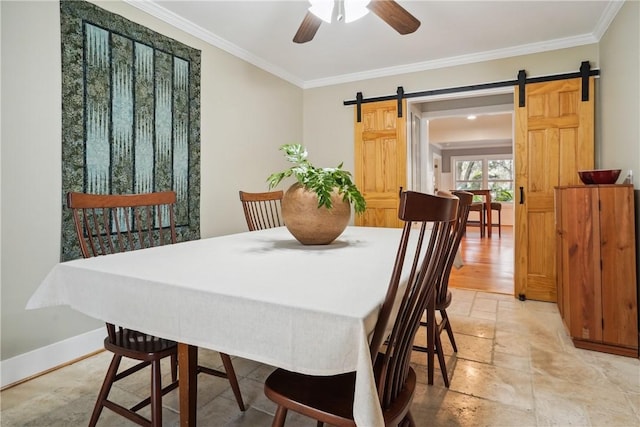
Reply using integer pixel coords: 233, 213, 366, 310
514, 77, 594, 302
354, 100, 407, 227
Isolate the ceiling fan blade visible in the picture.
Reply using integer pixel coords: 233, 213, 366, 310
293, 12, 322, 43
367, 0, 421, 35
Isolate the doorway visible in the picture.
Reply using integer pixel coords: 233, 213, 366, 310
407, 88, 515, 295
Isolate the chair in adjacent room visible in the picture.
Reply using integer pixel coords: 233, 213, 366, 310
489, 201, 502, 237
466, 201, 485, 237
264, 190, 459, 427
239, 190, 284, 231
67, 191, 245, 427
412, 190, 473, 387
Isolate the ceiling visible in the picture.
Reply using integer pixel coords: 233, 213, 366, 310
129, 0, 622, 89
429, 113, 513, 150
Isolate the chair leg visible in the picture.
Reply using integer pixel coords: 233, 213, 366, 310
498, 210, 502, 237
435, 332, 450, 388
150, 359, 163, 427
403, 411, 416, 427
272, 406, 288, 427
427, 334, 435, 385
220, 353, 246, 411
480, 208, 485, 237
483, 207, 487, 237
426, 303, 435, 386
441, 311, 457, 352
89, 354, 122, 427
170, 353, 178, 382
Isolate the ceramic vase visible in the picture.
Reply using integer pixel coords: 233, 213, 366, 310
282, 183, 351, 245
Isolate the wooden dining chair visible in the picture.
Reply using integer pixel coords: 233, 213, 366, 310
67, 191, 244, 427
466, 201, 485, 237
412, 190, 473, 387
239, 190, 284, 231
264, 190, 459, 427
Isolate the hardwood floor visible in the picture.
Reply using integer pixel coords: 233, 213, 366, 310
449, 225, 514, 295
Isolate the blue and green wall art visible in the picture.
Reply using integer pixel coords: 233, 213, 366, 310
60, 0, 201, 261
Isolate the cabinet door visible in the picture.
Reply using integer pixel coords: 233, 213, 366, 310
598, 186, 638, 349
559, 187, 602, 342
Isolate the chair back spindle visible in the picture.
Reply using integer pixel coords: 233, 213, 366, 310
239, 190, 284, 231
68, 191, 177, 258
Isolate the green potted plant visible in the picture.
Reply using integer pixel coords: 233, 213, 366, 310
267, 144, 366, 245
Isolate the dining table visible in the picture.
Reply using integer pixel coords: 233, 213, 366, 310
27, 225, 428, 427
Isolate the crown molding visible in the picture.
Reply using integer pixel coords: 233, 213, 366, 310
592, 0, 625, 40
303, 33, 599, 88
123, 0, 305, 88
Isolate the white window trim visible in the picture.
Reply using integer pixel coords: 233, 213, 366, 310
451, 154, 514, 204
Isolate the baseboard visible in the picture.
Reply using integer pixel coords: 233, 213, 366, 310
1, 328, 104, 389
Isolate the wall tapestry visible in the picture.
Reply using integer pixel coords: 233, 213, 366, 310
60, 0, 201, 261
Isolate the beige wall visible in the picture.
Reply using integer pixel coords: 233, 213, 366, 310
599, 0, 640, 183
1, 0, 302, 361
598, 0, 640, 298
2, 0, 638, 377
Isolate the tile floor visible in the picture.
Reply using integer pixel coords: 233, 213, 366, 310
2, 289, 639, 426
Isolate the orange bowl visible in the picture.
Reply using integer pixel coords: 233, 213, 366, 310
578, 169, 621, 185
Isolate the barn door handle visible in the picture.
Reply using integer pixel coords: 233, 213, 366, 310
519, 187, 525, 204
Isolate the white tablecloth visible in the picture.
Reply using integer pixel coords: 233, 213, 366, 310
28, 226, 412, 426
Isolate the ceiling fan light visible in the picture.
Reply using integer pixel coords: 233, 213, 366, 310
344, 0, 370, 23
309, 0, 334, 23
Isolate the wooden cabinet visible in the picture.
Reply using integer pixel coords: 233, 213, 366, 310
555, 184, 638, 357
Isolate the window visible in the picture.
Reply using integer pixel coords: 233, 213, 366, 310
453, 155, 514, 202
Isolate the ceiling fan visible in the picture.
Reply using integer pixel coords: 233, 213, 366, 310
293, 0, 421, 44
